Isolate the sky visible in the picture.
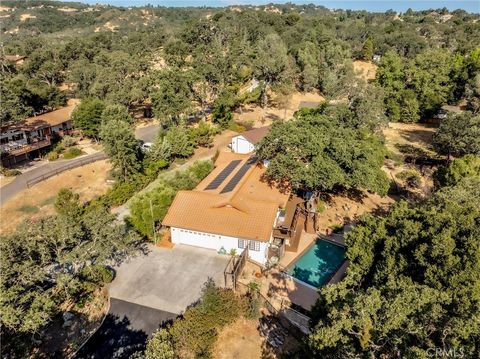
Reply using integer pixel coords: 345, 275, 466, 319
68, 0, 480, 13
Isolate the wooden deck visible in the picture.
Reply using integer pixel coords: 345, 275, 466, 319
4, 138, 51, 157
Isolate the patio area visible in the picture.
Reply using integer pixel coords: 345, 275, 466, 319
238, 260, 319, 311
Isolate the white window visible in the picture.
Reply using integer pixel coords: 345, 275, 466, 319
248, 240, 260, 251
238, 239, 247, 249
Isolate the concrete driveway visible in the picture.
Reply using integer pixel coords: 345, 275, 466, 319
109, 244, 230, 314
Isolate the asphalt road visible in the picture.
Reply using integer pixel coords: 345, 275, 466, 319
0, 124, 160, 206
75, 298, 177, 359
135, 123, 161, 143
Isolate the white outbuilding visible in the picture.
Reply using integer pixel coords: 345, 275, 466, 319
230, 126, 271, 154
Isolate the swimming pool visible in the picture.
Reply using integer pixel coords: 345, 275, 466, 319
287, 240, 345, 288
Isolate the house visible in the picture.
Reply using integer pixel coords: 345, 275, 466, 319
1, 55, 27, 66
434, 105, 463, 120
1, 103, 76, 166
162, 151, 290, 265
230, 126, 270, 154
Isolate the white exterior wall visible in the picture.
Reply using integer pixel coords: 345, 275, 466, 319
231, 135, 255, 154
171, 227, 269, 265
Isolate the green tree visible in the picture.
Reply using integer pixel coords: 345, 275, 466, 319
100, 104, 133, 125
361, 37, 374, 60
297, 41, 319, 91
308, 179, 480, 358
151, 70, 192, 126
254, 33, 290, 114
189, 120, 216, 148
145, 329, 175, 359
434, 154, 480, 187
129, 160, 213, 238
54, 188, 83, 220
100, 112, 141, 179
407, 48, 453, 117
432, 112, 480, 157
212, 88, 236, 128
376, 51, 405, 122
466, 73, 480, 114
71, 98, 106, 139
164, 123, 195, 158
399, 89, 420, 123
256, 106, 389, 195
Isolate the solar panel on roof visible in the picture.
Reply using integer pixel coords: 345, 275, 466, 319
204, 160, 242, 190
220, 156, 258, 194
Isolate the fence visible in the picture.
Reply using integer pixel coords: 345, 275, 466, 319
26, 152, 107, 188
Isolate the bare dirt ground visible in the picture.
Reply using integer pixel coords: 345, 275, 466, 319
383, 122, 437, 155
382, 122, 439, 196
234, 91, 325, 127
353, 60, 377, 81
317, 191, 395, 231
20, 13, 36, 21
212, 318, 263, 359
0, 160, 111, 234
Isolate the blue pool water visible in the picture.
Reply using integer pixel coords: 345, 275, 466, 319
287, 240, 345, 287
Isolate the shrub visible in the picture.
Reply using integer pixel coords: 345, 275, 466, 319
104, 174, 149, 206
396, 169, 422, 188
79, 265, 114, 285
228, 122, 246, 133
330, 224, 344, 233
434, 155, 480, 188
1, 168, 21, 176
168, 280, 245, 357
17, 205, 39, 214
63, 147, 83, 159
47, 151, 59, 161
61, 135, 77, 147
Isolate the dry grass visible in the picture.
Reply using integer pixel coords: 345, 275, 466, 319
383, 122, 437, 155
0, 160, 111, 234
234, 91, 325, 127
20, 13, 36, 21
212, 318, 263, 359
353, 60, 377, 81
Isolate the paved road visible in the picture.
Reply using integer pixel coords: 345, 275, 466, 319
135, 123, 161, 143
0, 124, 160, 206
75, 298, 176, 359
0, 152, 106, 205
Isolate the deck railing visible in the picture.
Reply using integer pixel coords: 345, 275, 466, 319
4, 138, 51, 156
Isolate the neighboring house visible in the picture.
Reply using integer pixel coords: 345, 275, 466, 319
162, 151, 290, 266
1, 55, 27, 65
433, 105, 463, 120
230, 126, 270, 154
1, 103, 76, 166
298, 101, 321, 109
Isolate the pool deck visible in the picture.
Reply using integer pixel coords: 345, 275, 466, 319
279, 232, 317, 268
239, 260, 319, 311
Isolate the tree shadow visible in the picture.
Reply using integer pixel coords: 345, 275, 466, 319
75, 314, 148, 359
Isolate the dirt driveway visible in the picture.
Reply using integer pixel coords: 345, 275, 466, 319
109, 244, 230, 314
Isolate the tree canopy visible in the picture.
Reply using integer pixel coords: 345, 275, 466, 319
0, 190, 142, 354
432, 111, 480, 157
256, 106, 389, 195
308, 178, 480, 358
